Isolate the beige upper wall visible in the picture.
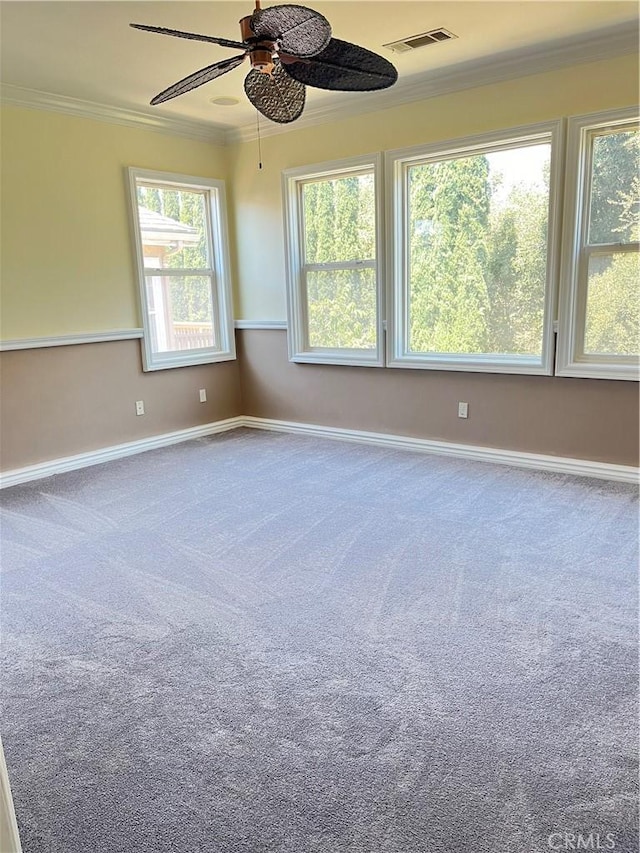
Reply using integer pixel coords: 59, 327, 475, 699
1, 53, 638, 335
0, 108, 228, 339
226, 52, 639, 320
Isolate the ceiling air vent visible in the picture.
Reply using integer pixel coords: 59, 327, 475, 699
384, 29, 457, 54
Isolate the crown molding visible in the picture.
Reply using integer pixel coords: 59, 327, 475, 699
0, 84, 229, 146
227, 22, 639, 144
1, 23, 636, 147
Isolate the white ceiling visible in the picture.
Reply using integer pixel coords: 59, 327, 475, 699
1, 1, 638, 137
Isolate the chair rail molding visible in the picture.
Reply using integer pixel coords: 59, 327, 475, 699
234, 321, 287, 330
0, 330, 144, 351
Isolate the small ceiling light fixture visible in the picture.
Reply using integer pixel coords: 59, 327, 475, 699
210, 96, 240, 106
130, 1, 398, 125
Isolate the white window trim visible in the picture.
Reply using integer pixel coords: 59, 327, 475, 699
556, 107, 639, 381
282, 153, 385, 367
385, 120, 564, 375
127, 167, 235, 371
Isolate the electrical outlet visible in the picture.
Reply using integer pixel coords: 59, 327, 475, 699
458, 401, 469, 419
199, 389, 207, 403
135, 400, 145, 416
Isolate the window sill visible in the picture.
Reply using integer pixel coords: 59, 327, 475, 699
386, 354, 551, 376
289, 350, 384, 368
555, 361, 639, 381
142, 349, 236, 371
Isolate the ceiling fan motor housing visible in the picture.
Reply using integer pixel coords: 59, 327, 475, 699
250, 48, 275, 73
240, 15, 275, 74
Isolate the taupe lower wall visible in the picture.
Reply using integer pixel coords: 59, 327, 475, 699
1, 331, 637, 473
238, 330, 640, 467
0, 339, 241, 471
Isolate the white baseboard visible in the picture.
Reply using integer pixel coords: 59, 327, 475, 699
241, 417, 640, 484
0, 417, 244, 489
0, 738, 22, 853
1, 414, 637, 488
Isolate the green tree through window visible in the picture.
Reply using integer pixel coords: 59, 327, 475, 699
137, 185, 211, 324
302, 172, 377, 350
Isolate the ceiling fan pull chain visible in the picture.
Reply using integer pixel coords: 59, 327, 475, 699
256, 109, 263, 170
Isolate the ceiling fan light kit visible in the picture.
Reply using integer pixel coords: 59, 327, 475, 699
131, 1, 398, 124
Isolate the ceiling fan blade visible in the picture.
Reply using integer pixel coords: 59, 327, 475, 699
244, 62, 306, 124
130, 23, 247, 51
150, 54, 247, 105
283, 38, 398, 91
251, 5, 331, 58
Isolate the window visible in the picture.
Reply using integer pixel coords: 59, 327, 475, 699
283, 154, 384, 366
282, 114, 637, 381
386, 122, 562, 373
128, 168, 235, 371
557, 108, 639, 380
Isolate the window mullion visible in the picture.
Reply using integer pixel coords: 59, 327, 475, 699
144, 268, 214, 276
304, 260, 376, 272
583, 242, 639, 256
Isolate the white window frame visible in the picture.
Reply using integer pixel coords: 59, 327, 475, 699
385, 120, 564, 375
556, 107, 639, 381
283, 153, 385, 367
127, 168, 235, 371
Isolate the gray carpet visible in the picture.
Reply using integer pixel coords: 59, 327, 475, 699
1, 429, 638, 853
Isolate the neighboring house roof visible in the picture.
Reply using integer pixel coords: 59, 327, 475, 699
139, 206, 201, 247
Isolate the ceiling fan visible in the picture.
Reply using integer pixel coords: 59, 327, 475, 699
131, 2, 398, 124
